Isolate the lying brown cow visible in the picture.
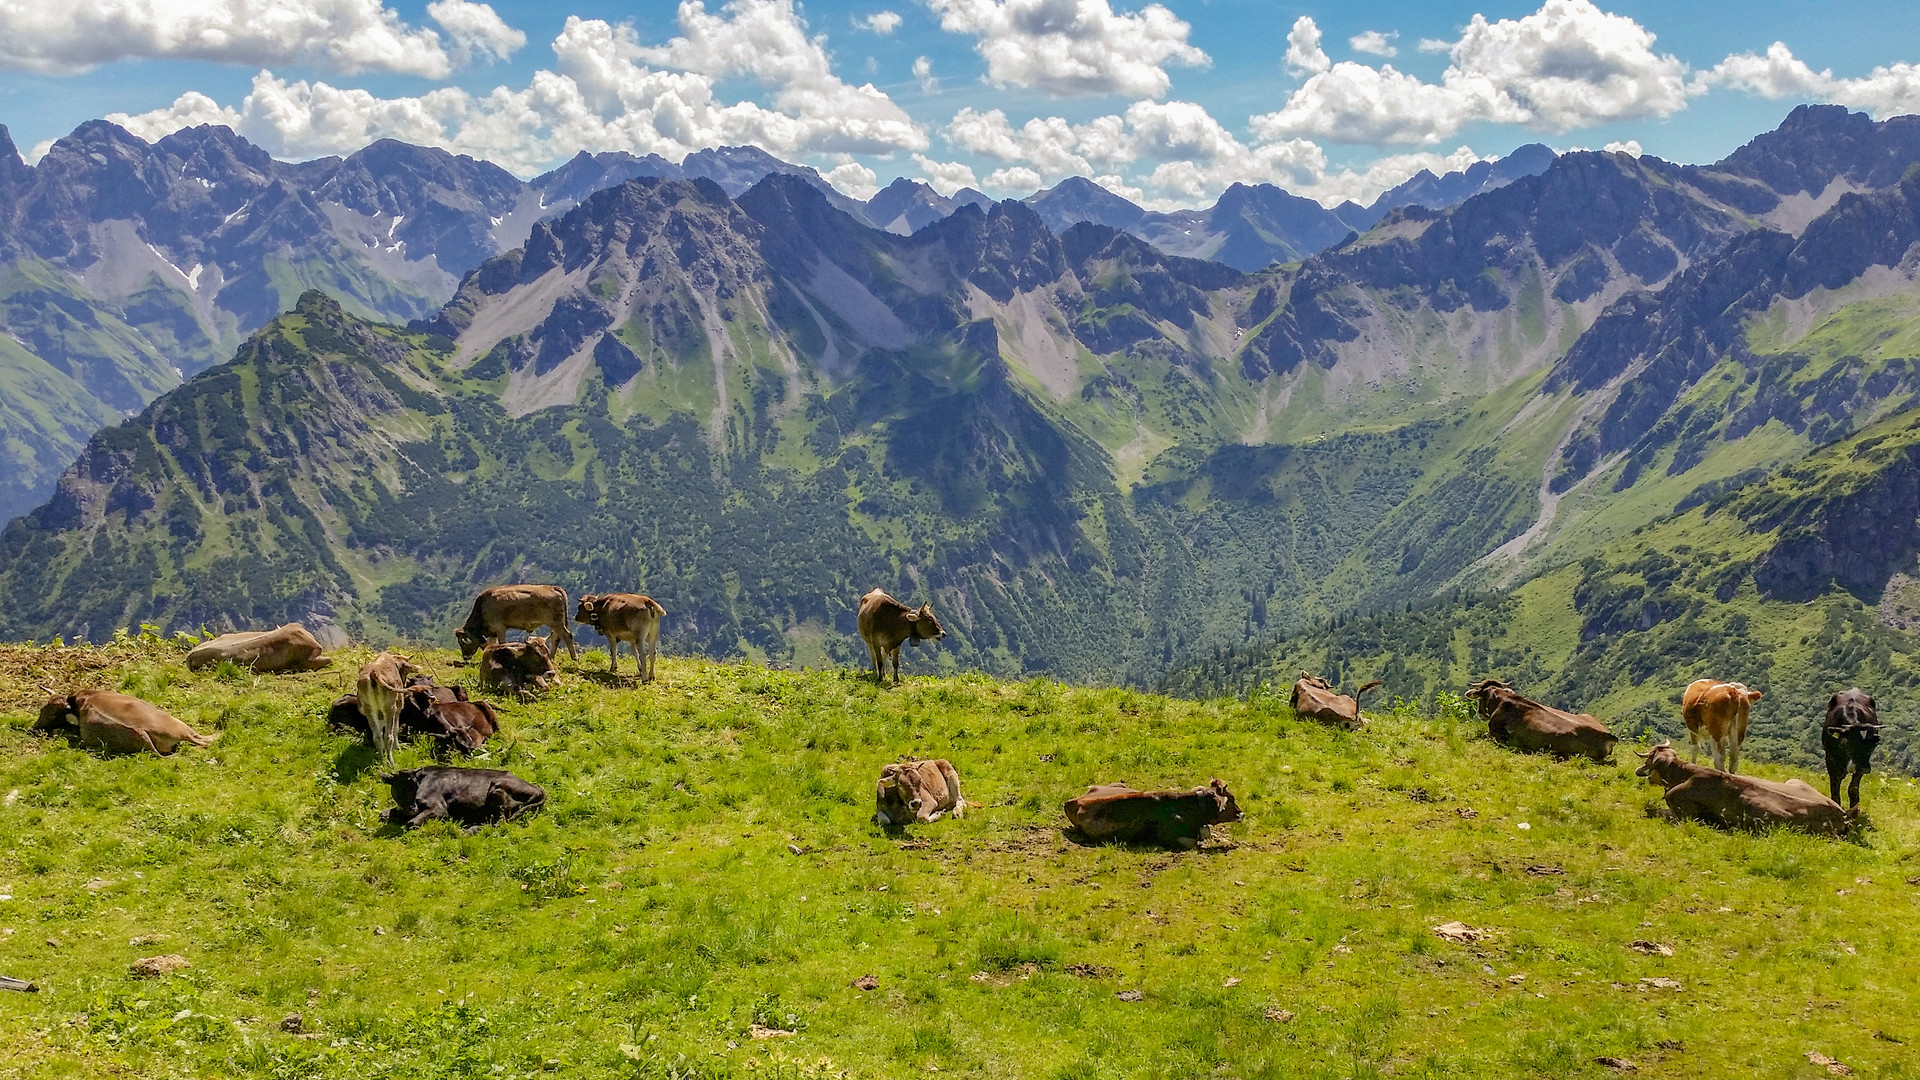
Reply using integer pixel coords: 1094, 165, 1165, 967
857, 588, 945, 684
186, 623, 333, 673
456, 585, 576, 661
34, 689, 217, 756
874, 759, 966, 827
1289, 673, 1381, 730
330, 677, 498, 754
478, 639, 556, 699
1466, 678, 1617, 762
1063, 779, 1242, 849
382, 766, 546, 832
1636, 743, 1845, 837
356, 652, 419, 763
575, 593, 665, 681
1682, 678, 1763, 774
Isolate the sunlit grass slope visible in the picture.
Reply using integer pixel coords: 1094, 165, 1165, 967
2, 641, 1916, 1079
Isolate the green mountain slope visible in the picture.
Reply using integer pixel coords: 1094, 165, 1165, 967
1164, 402, 1920, 775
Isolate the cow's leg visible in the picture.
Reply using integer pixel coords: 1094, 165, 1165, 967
1726, 738, 1740, 776
1708, 736, 1725, 772
1687, 728, 1700, 763
607, 638, 620, 676
645, 628, 659, 683
889, 645, 903, 684
1848, 761, 1865, 813
866, 639, 884, 682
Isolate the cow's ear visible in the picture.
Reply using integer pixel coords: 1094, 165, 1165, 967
1828, 694, 1839, 712
903, 611, 919, 623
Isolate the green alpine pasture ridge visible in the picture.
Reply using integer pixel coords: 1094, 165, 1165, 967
2, 639, 1915, 1079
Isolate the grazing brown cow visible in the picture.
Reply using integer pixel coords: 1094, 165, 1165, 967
575, 593, 666, 681
1466, 678, 1618, 762
356, 652, 419, 763
478, 638, 556, 699
381, 767, 546, 832
874, 759, 966, 827
1681, 679, 1763, 773
856, 589, 945, 684
1063, 780, 1242, 849
1636, 743, 1845, 837
1823, 689, 1881, 815
456, 585, 576, 661
330, 677, 498, 754
185, 623, 333, 673
1289, 673, 1381, 730
33, 689, 217, 756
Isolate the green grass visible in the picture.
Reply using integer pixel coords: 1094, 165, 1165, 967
3, 640, 1917, 1078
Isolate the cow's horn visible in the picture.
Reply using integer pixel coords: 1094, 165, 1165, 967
37, 684, 58, 697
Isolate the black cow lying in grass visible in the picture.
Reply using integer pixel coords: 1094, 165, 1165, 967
381, 767, 546, 832
1063, 780, 1242, 849
329, 677, 499, 754
1823, 688, 1880, 815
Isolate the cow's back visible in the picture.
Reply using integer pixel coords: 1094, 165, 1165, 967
858, 590, 907, 642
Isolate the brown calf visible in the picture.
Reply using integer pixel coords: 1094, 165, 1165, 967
1063, 780, 1242, 849
34, 689, 217, 756
874, 759, 966, 826
1466, 678, 1617, 762
1681, 679, 1763, 774
356, 652, 419, 764
478, 638, 556, 699
186, 623, 332, 672
1289, 673, 1381, 730
857, 588, 945, 684
575, 593, 666, 681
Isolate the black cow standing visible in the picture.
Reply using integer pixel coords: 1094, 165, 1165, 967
1823, 689, 1881, 815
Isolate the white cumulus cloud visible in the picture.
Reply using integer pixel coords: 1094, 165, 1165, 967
858, 10, 903, 34
428, 0, 526, 64
1695, 41, 1920, 117
911, 152, 979, 195
1284, 16, 1328, 77
1260, 2, 1688, 146
926, 0, 1208, 98
1349, 31, 1398, 59
0, 0, 522, 78
825, 159, 880, 198
105, 3, 926, 174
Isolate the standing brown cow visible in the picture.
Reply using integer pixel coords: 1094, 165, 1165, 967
1681, 679, 1763, 774
455, 585, 576, 661
356, 652, 420, 764
575, 593, 666, 681
856, 589, 945, 684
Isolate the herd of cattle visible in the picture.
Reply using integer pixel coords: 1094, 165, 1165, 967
19, 585, 1889, 842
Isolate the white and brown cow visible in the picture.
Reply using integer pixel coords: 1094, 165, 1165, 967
575, 593, 666, 681
874, 759, 966, 827
186, 623, 333, 673
356, 652, 420, 764
34, 689, 217, 756
455, 585, 576, 662
1681, 679, 1764, 774
856, 589, 945, 684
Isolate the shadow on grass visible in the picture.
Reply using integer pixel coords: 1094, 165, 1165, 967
332, 742, 381, 785
573, 668, 639, 689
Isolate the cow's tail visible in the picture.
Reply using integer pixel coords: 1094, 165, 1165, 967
1354, 679, 1384, 701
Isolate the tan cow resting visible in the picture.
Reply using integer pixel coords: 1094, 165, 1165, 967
857, 589, 946, 684
874, 759, 966, 826
1289, 673, 1381, 730
186, 623, 333, 673
1636, 743, 1846, 837
575, 593, 665, 681
456, 585, 576, 661
1466, 678, 1617, 762
478, 639, 556, 700
34, 689, 217, 756
356, 652, 420, 764
1682, 679, 1763, 774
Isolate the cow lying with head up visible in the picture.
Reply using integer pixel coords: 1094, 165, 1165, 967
1064, 780, 1242, 849
186, 623, 333, 673
330, 676, 498, 754
34, 689, 217, 756
1289, 673, 1380, 730
1636, 742, 1845, 837
1466, 678, 1617, 762
874, 759, 966, 827
478, 639, 556, 699
381, 767, 546, 832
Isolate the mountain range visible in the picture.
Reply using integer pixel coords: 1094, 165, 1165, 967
7, 105, 1920, 739
0, 124, 1551, 523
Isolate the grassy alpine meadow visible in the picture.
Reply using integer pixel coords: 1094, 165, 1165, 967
1, 638, 1917, 1079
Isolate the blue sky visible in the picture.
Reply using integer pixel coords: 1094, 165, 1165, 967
1, 1, 1916, 208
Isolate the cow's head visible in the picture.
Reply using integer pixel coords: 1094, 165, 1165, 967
906, 604, 946, 644
1297, 672, 1333, 691
574, 595, 602, 627
33, 690, 77, 734
1204, 778, 1244, 824
875, 763, 920, 825
454, 627, 485, 660
1635, 742, 1680, 785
